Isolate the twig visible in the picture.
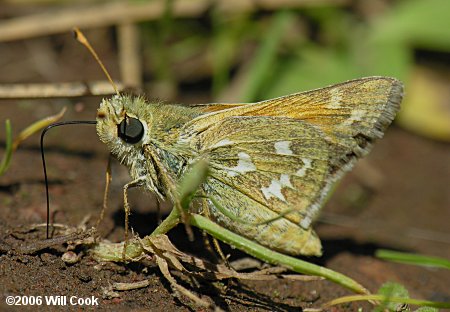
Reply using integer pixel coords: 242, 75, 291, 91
0, 81, 125, 99
156, 256, 216, 309
112, 280, 151, 291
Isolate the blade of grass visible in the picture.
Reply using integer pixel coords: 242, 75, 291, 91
1, 108, 66, 177
12, 107, 66, 151
164, 159, 369, 295
211, 10, 252, 97
322, 294, 450, 310
150, 159, 209, 236
376, 249, 450, 270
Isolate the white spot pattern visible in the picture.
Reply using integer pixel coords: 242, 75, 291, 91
295, 158, 312, 177
274, 141, 293, 155
261, 174, 294, 202
227, 152, 256, 177
261, 179, 285, 202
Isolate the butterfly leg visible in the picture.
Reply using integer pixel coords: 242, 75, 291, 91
122, 176, 146, 260
201, 197, 230, 267
96, 155, 112, 229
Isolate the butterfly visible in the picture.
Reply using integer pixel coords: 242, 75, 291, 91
95, 76, 402, 256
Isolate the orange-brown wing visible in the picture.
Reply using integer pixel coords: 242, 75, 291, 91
185, 76, 402, 173
187, 77, 401, 143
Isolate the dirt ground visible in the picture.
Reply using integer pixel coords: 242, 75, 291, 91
1, 33, 450, 311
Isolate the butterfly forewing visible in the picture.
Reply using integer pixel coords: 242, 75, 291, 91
192, 77, 401, 141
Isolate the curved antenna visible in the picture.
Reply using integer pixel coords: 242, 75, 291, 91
73, 27, 120, 96
41, 120, 96, 239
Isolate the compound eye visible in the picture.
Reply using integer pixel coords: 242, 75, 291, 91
118, 116, 144, 144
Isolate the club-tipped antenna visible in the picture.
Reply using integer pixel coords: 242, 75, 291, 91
41, 121, 96, 239
73, 27, 120, 96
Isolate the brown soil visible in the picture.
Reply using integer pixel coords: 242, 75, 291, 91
1, 33, 450, 312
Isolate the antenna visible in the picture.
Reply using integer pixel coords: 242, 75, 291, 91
72, 27, 120, 96
41, 121, 97, 239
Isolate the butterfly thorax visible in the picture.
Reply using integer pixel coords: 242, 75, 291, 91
96, 95, 203, 199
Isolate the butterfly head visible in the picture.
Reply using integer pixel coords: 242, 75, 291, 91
96, 95, 151, 165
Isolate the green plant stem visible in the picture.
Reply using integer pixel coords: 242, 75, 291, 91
189, 213, 370, 295
322, 294, 450, 309
94, 208, 369, 296
376, 249, 450, 270
150, 208, 181, 236
0, 119, 13, 176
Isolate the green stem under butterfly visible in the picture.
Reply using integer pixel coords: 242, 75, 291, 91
93, 159, 370, 295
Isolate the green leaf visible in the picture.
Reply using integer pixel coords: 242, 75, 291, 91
363, 0, 450, 80
376, 282, 409, 312
177, 158, 209, 210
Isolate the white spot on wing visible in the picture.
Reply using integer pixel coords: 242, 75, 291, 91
261, 174, 294, 202
228, 152, 256, 177
261, 179, 286, 202
296, 158, 312, 177
274, 141, 293, 155
211, 138, 234, 149
279, 174, 293, 189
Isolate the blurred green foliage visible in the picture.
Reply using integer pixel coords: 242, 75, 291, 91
375, 282, 440, 312
141, 0, 450, 106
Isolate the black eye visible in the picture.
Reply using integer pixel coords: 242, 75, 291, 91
118, 116, 144, 144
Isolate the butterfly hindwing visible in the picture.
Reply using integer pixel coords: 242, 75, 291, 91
191, 116, 331, 255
